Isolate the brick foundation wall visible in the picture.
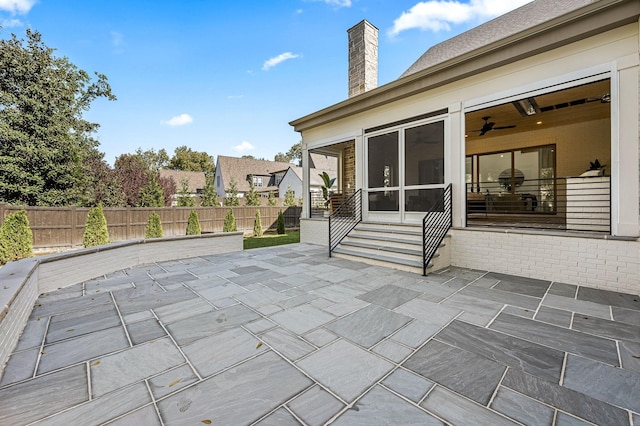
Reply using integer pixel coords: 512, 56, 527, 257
450, 228, 640, 293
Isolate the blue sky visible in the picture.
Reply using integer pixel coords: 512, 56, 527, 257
0, 0, 531, 165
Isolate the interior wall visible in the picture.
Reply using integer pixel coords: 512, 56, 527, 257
465, 118, 611, 178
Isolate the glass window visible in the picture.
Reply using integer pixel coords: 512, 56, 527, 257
367, 131, 398, 189
405, 188, 444, 212
404, 122, 444, 186
368, 190, 399, 211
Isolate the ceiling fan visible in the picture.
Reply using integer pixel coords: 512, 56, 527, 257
470, 116, 516, 136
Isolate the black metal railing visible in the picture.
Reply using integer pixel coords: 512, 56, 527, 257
422, 184, 452, 275
465, 176, 610, 233
329, 189, 362, 257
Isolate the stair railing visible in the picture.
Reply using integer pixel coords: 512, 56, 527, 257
422, 184, 452, 275
329, 189, 362, 257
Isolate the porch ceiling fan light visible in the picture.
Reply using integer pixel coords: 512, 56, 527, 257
513, 97, 540, 116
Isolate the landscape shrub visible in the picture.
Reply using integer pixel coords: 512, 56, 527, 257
83, 205, 109, 248
0, 210, 33, 264
223, 209, 237, 232
253, 210, 263, 237
277, 210, 285, 234
145, 212, 163, 238
186, 210, 201, 235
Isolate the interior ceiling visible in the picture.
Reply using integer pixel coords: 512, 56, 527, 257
465, 79, 610, 142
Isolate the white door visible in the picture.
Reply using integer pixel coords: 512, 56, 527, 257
365, 118, 447, 223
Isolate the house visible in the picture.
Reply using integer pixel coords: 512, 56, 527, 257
274, 153, 339, 201
290, 1, 640, 293
214, 156, 294, 199
214, 154, 338, 203
158, 169, 206, 206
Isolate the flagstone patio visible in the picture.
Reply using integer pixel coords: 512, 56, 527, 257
0, 243, 639, 425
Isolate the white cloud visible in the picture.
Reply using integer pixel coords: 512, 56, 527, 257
161, 113, 193, 127
111, 31, 124, 46
0, 0, 35, 14
313, 0, 351, 7
1, 17, 22, 27
262, 52, 301, 71
233, 141, 254, 152
389, 0, 532, 36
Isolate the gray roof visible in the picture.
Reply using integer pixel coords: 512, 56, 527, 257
158, 169, 206, 193
287, 165, 336, 187
216, 156, 294, 192
401, 0, 599, 78
309, 153, 338, 172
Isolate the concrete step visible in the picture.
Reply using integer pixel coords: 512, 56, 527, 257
338, 240, 424, 261
332, 247, 430, 275
356, 222, 423, 236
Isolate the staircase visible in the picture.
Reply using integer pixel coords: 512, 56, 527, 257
331, 222, 450, 275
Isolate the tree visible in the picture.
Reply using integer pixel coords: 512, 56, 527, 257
114, 153, 151, 206
224, 178, 240, 206
267, 192, 277, 206
244, 176, 261, 206
253, 210, 263, 237
138, 176, 164, 207
223, 209, 237, 232
168, 146, 215, 173
0, 210, 32, 264
274, 141, 302, 165
284, 186, 297, 206
83, 205, 109, 248
274, 152, 289, 163
136, 147, 169, 172
145, 212, 163, 238
287, 142, 302, 165
0, 29, 115, 206
177, 178, 195, 207
158, 175, 176, 206
200, 172, 218, 207
186, 210, 201, 235
81, 149, 124, 207
277, 210, 285, 234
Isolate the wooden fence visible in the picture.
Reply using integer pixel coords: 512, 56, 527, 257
0, 204, 302, 251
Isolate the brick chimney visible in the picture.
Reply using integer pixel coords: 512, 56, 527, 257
347, 20, 378, 98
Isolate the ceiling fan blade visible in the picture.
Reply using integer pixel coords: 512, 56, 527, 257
493, 125, 516, 130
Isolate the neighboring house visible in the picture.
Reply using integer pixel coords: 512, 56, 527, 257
214, 155, 338, 201
158, 169, 206, 206
275, 153, 339, 199
290, 1, 640, 292
214, 156, 293, 199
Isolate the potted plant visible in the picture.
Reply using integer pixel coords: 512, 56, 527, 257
319, 171, 336, 217
581, 159, 606, 177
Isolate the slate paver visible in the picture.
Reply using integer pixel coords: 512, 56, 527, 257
333, 386, 444, 425
296, 339, 393, 403
90, 337, 184, 397
435, 319, 564, 382
490, 387, 554, 426
148, 364, 199, 399
325, 304, 412, 348
181, 327, 267, 377
405, 339, 506, 405
420, 386, 519, 426
0, 365, 88, 425
563, 354, 640, 412
38, 326, 130, 374
490, 313, 619, 366
288, 385, 344, 426
381, 368, 434, 402
357, 284, 422, 309
158, 351, 312, 425
502, 368, 629, 425
2, 243, 639, 425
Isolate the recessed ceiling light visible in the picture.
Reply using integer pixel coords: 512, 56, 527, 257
536, 121, 542, 125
